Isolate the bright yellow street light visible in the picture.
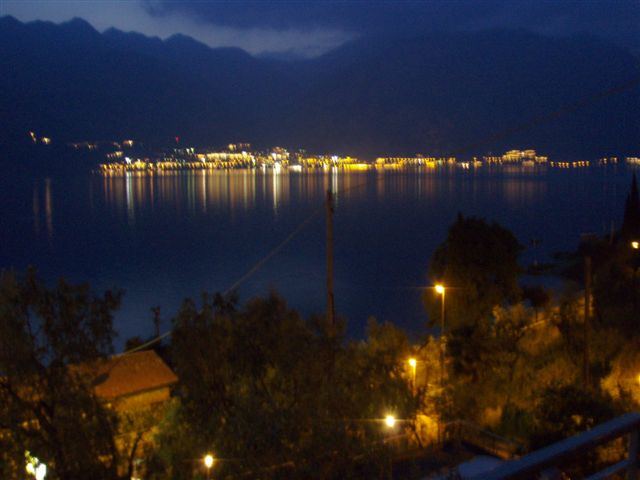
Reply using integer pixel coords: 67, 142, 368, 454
384, 415, 397, 428
632, 241, 639, 250
434, 284, 445, 295
203, 454, 215, 479
408, 357, 417, 392
25, 453, 47, 480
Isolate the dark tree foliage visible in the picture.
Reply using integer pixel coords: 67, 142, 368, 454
156, 292, 417, 479
559, 235, 640, 341
592, 253, 640, 338
622, 173, 640, 239
554, 235, 613, 290
446, 322, 494, 384
427, 214, 522, 329
446, 305, 530, 423
531, 384, 621, 475
0, 269, 122, 480
522, 285, 550, 317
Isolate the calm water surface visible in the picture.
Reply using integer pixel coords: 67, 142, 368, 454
0, 165, 632, 347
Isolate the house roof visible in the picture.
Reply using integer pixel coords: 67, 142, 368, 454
91, 350, 178, 400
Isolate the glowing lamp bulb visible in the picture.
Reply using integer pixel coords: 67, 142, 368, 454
408, 358, 417, 368
632, 241, 639, 250
384, 415, 396, 428
35, 464, 46, 480
435, 284, 445, 295
204, 454, 214, 469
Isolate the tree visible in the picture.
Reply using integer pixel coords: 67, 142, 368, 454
145, 401, 199, 480
601, 338, 640, 406
591, 247, 640, 339
426, 214, 522, 330
0, 269, 122, 480
445, 304, 534, 424
155, 292, 418, 479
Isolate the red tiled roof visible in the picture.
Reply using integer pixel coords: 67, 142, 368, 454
92, 350, 178, 399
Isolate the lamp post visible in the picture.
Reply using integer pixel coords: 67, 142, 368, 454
203, 454, 215, 480
434, 284, 446, 388
434, 284, 446, 444
632, 241, 640, 313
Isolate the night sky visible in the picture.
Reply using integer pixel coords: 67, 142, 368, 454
2, 0, 639, 57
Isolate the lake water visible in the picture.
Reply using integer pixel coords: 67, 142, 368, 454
0, 165, 633, 347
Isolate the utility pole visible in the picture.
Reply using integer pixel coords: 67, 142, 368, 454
326, 189, 336, 333
151, 306, 161, 339
584, 255, 591, 390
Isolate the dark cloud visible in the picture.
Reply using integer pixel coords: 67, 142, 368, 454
142, 1, 508, 31
144, 0, 640, 50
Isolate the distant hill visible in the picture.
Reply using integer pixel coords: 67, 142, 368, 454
1, 16, 638, 158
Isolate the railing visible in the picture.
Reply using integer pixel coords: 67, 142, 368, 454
445, 420, 524, 460
472, 412, 640, 480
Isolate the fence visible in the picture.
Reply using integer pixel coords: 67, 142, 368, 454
474, 412, 640, 480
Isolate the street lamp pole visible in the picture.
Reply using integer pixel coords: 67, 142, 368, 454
383, 415, 396, 480
434, 284, 446, 444
435, 285, 446, 389
631, 241, 639, 322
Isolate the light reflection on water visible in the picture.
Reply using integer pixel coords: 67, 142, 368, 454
95, 166, 557, 222
31, 178, 54, 239
99, 169, 390, 220
44, 178, 53, 239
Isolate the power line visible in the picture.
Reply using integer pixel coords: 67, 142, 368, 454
222, 207, 323, 295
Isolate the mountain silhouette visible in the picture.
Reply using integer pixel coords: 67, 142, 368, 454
1, 16, 638, 159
